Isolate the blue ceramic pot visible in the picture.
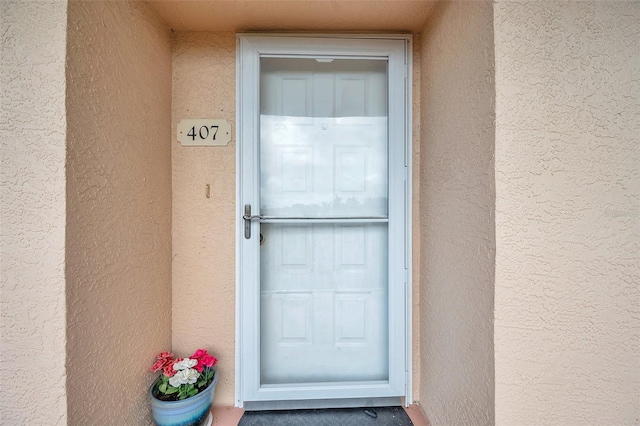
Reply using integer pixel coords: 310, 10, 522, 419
149, 369, 218, 426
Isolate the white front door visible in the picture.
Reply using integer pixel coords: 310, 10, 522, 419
237, 35, 411, 409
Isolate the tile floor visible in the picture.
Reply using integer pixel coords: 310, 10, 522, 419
211, 404, 429, 426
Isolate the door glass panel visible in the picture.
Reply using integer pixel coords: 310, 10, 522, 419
259, 57, 390, 385
260, 58, 388, 218
260, 224, 389, 384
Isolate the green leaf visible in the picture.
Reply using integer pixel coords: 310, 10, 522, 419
159, 382, 167, 393
165, 386, 178, 395
188, 388, 198, 396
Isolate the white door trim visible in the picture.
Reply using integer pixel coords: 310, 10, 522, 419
235, 34, 412, 409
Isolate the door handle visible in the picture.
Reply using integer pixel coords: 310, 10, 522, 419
243, 204, 263, 239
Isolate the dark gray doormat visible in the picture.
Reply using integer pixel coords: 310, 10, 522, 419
238, 406, 413, 426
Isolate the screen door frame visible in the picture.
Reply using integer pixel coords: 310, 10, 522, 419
236, 34, 412, 409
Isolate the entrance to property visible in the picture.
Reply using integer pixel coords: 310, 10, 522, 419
237, 35, 411, 409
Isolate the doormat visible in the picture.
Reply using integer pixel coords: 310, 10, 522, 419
238, 406, 413, 426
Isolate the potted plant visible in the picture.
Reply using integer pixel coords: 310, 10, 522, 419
149, 349, 219, 426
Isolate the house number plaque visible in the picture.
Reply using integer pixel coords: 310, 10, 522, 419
177, 119, 231, 146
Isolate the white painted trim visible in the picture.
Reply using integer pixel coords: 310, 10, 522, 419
237, 32, 412, 41
234, 33, 243, 408
236, 33, 413, 409
404, 36, 414, 407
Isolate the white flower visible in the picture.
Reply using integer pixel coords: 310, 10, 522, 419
173, 358, 198, 371
169, 368, 200, 387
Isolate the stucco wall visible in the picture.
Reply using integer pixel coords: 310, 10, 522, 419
419, 1, 495, 425
172, 32, 237, 406
493, 1, 640, 424
65, 1, 172, 424
0, 1, 68, 424
411, 35, 422, 405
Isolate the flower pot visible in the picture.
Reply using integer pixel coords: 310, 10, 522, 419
149, 369, 219, 426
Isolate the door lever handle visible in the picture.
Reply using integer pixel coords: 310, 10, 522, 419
243, 204, 262, 239
242, 213, 263, 221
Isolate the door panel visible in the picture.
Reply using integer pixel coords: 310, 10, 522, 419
260, 223, 388, 384
260, 58, 388, 218
259, 57, 389, 386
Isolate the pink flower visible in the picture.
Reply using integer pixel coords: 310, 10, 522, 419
150, 351, 174, 372
190, 348, 218, 372
201, 354, 217, 368
191, 349, 207, 359
163, 364, 176, 377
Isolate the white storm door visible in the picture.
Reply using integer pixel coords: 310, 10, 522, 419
238, 35, 410, 407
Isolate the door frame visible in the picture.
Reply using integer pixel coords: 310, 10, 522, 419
235, 34, 413, 409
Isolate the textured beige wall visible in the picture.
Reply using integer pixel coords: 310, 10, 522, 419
419, 1, 495, 425
411, 35, 422, 405
66, 1, 172, 424
494, 1, 640, 424
172, 32, 423, 407
151, 0, 436, 32
172, 32, 237, 406
0, 1, 68, 424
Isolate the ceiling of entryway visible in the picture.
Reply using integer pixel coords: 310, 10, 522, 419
148, 0, 437, 32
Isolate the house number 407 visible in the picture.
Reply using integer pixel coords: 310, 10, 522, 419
187, 125, 219, 141
177, 119, 232, 147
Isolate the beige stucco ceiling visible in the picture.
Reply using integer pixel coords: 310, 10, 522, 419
148, 0, 437, 33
